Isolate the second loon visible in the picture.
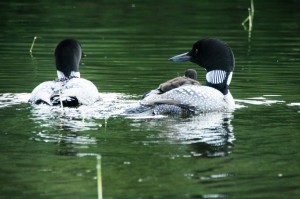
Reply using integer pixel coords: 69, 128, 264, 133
126, 38, 235, 115
29, 39, 101, 107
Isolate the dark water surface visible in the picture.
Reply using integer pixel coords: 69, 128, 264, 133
0, 0, 300, 198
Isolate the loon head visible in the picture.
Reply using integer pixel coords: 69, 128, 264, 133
169, 38, 234, 95
55, 39, 84, 79
184, 69, 197, 80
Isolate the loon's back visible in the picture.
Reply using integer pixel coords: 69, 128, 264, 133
141, 84, 227, 114
29, 78, 100, 106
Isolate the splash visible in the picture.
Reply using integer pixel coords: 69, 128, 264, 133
0, 93, 30, 108
235, 95, 285, 106
0, 92, 138, 132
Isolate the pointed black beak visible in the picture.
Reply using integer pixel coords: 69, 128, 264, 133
169, 52, 191, 62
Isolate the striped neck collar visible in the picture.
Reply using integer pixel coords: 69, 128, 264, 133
206, 70, 233, 95
57, 70, 80, 79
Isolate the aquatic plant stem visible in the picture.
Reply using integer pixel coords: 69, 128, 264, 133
104, 117, 108, 129
81, 109, 85, 123
251, 0, 254, 15
59, 90, 64, 115
77, 153, 103, 199
97, 155, 103, 199
248, 8, 252, 31
29, 36, 37, 55
241, 0, 254, 31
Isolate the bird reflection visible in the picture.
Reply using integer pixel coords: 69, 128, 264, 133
133, 111, 235, 158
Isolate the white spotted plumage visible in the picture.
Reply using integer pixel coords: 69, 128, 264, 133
141, 84, 231, 113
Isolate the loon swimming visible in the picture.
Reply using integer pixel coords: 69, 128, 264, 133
29, 39, 100, 107
126, 38, 235, 115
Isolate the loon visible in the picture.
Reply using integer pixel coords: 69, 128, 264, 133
126, 38, 235, 115
29, 39, 100, 107
143, 69, 200, 98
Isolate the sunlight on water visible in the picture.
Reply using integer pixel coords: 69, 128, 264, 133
32, 130, 97, 145
287, 102, 300, 107
235, 95, 285, 106
0, 92, 296, 152
0, 92, 138, 132
0, 93, 30, 108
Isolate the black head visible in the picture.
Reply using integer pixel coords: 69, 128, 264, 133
169, 38, 234, 72
169, 39, 235, 95
55, 39, 82, 78
184, 69, 197, 80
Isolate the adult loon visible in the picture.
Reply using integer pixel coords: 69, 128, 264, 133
126, 38, 235, 115
29, 39, 100, 107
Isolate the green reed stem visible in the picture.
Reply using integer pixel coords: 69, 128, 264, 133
251, 0, 254, 15
248, 8, 252, 31
81, 109, 85, 123
29, 36, 37, 54
77, 153, 103, 199
104, 117, 108, 129
96, 155, 102, 199
59, 90, 64, 115
241, 0, 255, 31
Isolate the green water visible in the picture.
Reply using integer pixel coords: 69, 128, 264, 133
0, 0, 300, 198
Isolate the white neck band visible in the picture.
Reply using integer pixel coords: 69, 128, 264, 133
57, 70, 80, 79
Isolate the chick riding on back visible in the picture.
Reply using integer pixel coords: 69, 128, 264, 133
126, 38, 235, 115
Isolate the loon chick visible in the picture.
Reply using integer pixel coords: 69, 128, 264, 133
126, 38, 235, 115
143, 69, 200, 98
29, 39, 100, 107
